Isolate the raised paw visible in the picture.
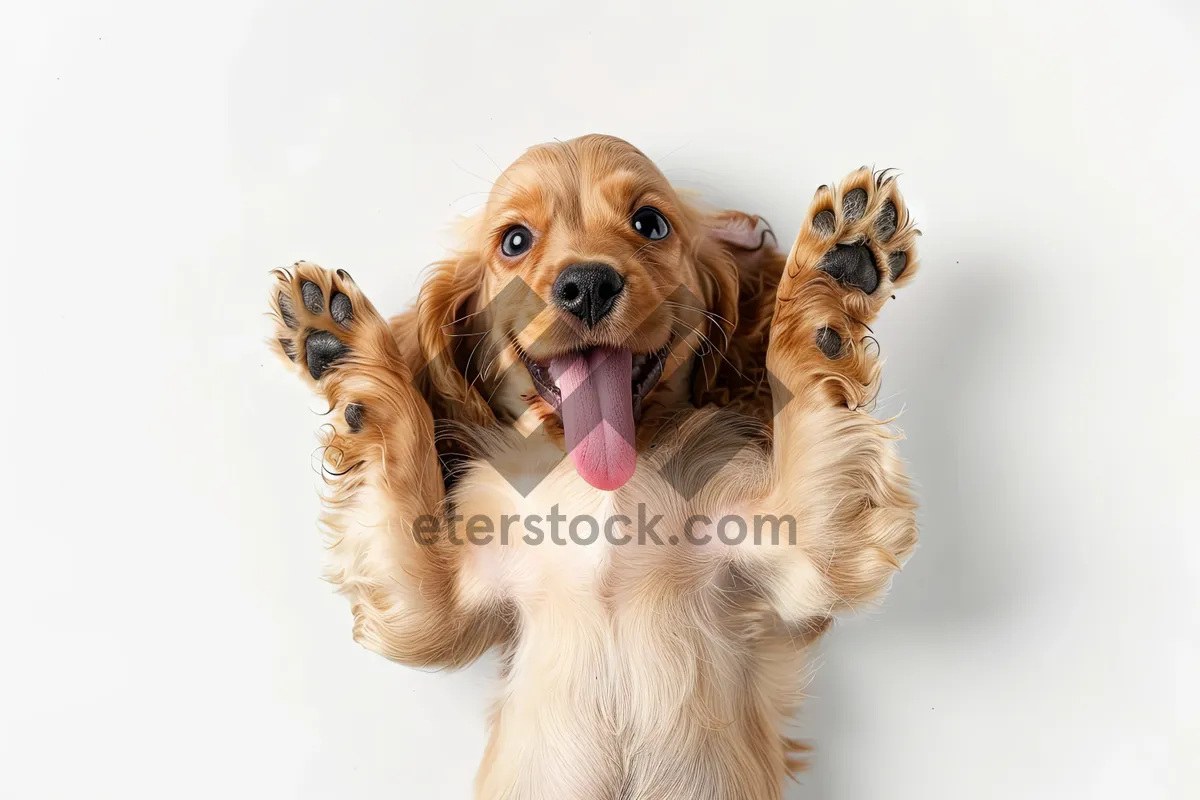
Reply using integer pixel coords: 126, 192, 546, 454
269, 262, 411, 433
789, 168, 919, 317
769, 169, 920, 409
271, 262, 386, 378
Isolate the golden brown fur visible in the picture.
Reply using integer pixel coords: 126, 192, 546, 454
267, 134, 920, 799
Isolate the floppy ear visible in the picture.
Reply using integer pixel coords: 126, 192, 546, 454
690, 208, 786, 418
690, 228, 741, 394
414, 250, 497, 428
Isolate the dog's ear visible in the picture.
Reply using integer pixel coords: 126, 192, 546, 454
691, 228, 741, 394
691, 209, 786, 417
415, 250, 496, 428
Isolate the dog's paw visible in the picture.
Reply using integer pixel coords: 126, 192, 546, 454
270, 262, 371, 379
785, 168, 920, 320
268, 262, 410, 433
770, 170, 920, 409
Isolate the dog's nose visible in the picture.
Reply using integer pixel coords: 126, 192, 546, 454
551, 263, 625, 328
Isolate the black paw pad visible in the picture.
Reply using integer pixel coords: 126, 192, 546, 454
301, 281, 324, 314
888, 251, 908, 280
305, 330, 348, 380
815, 326, 844, 359
818, 243, 879, 294
812, 210, 836, 237
842, 188, 868, 222
330, 292, 353, 328
278, 338, 297, 361
344, 403, 365, 433
278, 292, 299, 329
875, 201, 898, 243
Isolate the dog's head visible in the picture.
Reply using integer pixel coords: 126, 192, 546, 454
417, 134, 754, 491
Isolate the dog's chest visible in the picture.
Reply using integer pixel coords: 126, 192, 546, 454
455, 463, 628, 604
451, 450, 774, 797
449, 422, 750, 609
451, 444, 735, 603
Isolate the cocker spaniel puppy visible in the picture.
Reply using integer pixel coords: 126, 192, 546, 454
269, 134, 919, 799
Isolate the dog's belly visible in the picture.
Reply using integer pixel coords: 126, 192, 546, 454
453, 446, 801, 799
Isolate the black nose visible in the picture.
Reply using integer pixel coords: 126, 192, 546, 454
551, 263, 625, 328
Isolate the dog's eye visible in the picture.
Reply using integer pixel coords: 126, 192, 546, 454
501, 225, 533, 257
631, 207, 670, 241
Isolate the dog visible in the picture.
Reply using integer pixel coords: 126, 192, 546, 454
268, 134, 919, 799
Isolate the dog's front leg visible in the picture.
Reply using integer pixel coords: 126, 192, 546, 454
742, 170, 921, 623
269, 264, 506, 667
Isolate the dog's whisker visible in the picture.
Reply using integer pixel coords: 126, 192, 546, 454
652, 141, 690, 168
472, 338, 506, 386
476, 144, 508, 179
662, 300, 735, 330
462, 328, 498, 383
450, 190, 499, 204
663, 302, 733, 350
674, 321, 749, 384
442, 305, 492, 330
452, 159, 518, 195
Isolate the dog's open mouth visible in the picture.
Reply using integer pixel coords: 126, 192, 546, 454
520, 343, 670, 418
517, 341, 670, 491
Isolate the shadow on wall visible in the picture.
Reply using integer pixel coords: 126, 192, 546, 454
786, 255, 1031, 799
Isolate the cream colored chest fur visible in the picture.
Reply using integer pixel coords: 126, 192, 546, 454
449, 427, 805, 800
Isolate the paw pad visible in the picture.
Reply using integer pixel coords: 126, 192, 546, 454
278, 292, 299, 329
842, 188, 867, 222
305, 330, 348, 380
874, 201, 897, 243
815, 326, 844, 359
330, 292, 353, 328
278, 337, 297, 361
813, 210, 836, 237
818, 244, 879, 295
301, 281, 324, 315
344, 403, 365, 432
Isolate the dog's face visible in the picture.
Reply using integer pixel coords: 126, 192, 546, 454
420, 135, 739, 491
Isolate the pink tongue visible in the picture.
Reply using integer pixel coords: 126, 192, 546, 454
550, 347, 637, 491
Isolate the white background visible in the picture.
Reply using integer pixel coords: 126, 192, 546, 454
2, 1, 1197, 798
